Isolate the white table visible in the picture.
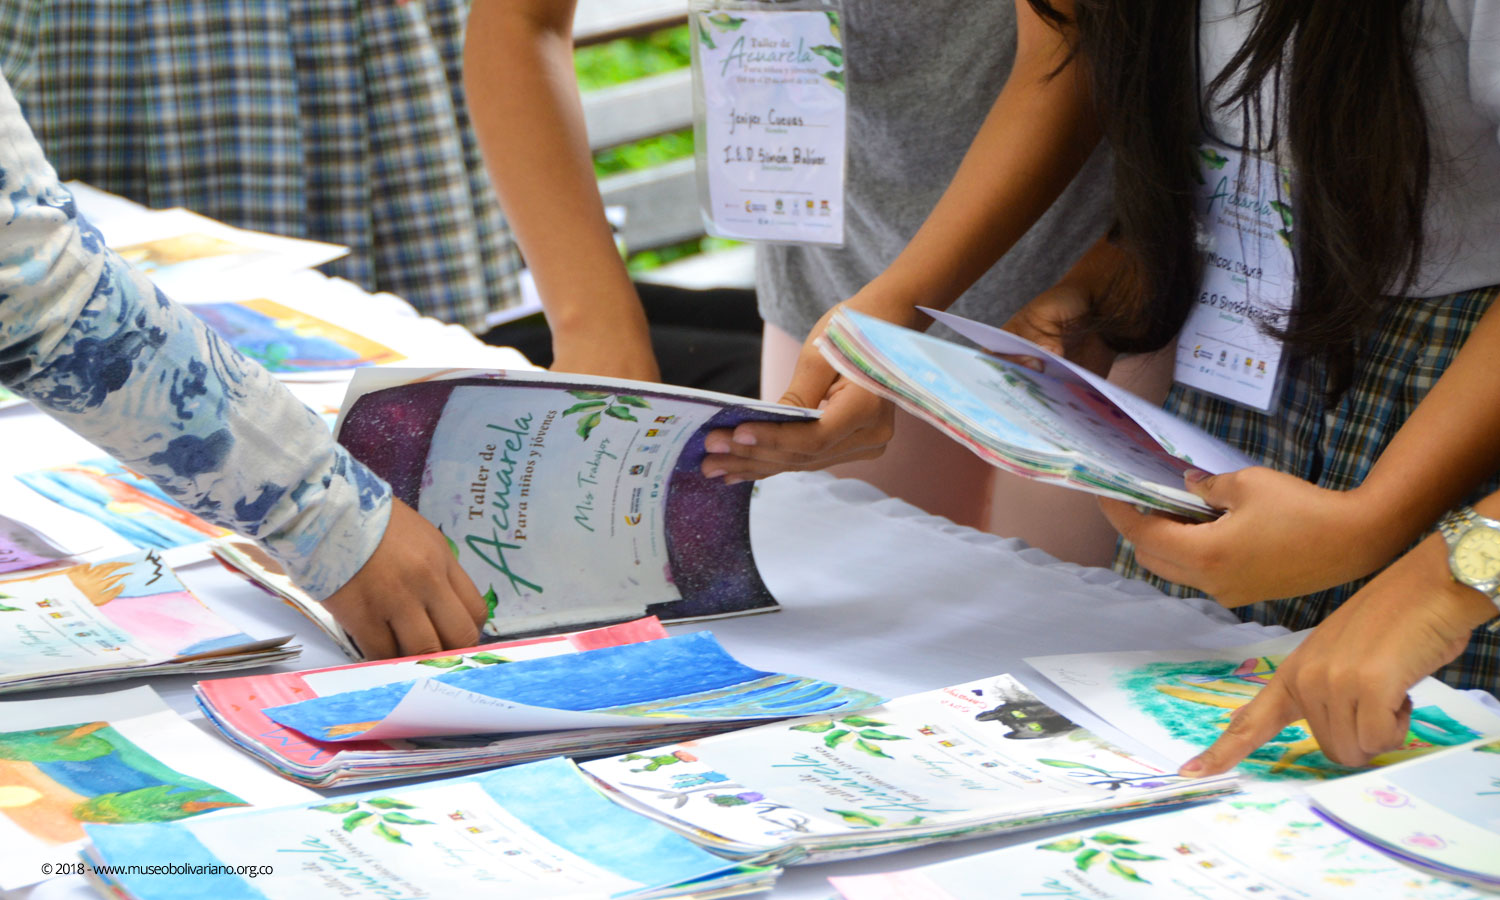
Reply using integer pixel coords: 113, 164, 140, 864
9, 300, 1485, 899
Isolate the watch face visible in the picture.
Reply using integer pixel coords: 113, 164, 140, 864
1453, 526, 1500, 586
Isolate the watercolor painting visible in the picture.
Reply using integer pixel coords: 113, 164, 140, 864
1117, 655, 1483, 779
113, 232, 253, 275
0, 514, 66, 575
16, 458, 231, 551
264, 632, 882, 742
2, 553, 256, 661
0, 720, 248, 845
189, 299, 403, 374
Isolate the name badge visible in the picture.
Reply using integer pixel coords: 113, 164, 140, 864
1173, 144, 1294, 412
690, 2, 847, 246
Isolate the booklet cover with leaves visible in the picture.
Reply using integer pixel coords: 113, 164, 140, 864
82, 757, 778, 900
0, 550, 296, 694
581, 674, 1239, 866
0, 686, 314, 891
1307, 736, 1500, 890
817, 308, 1257, 518
335, 368, 818, 638
829, 792, 1490, 900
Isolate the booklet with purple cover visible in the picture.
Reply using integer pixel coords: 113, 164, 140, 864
335, 368, 818, 638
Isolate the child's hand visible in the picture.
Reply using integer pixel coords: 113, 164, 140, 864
1179, 534, 1492, 774
322, 498, 488, 659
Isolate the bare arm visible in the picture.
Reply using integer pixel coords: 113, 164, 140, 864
464, 0, 659, 381
704, 0, 1102, 478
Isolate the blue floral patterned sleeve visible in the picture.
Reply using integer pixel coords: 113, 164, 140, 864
0, 73, 391, 601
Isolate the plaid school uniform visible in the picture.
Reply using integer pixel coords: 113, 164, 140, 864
1114, 284, 1500, 691
0, 0, 521, 332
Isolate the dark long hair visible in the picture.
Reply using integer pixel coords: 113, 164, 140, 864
1029, 0, 1430, 395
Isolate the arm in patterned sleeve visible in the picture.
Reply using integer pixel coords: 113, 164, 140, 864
0, 72, 387, 602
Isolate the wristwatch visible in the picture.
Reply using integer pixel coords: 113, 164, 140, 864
1437, 506, 1500, 621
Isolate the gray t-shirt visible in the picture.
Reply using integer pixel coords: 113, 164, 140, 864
755, 0, 1113, 340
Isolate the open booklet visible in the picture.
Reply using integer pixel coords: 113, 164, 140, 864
829, 791, 1491, 900
81, 756, 778, 900
334, 368, 819, 638
0, 686, 314, 891
0, 550, 297, 694
817, 308, 1256, 518
1026, 633, 1500, 780
196, 619, 881, 788
1307, 736, 1500, 890
580, 673, 1239, 866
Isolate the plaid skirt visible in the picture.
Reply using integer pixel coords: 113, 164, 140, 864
1114, 284, 1500, 692
0, 0, 521, 331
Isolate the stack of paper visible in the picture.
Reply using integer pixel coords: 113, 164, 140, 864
0, 550, 297, 694
0, 511, 72, 575
82, 757, 778, 900
1307, 736, 1500, 890
582, 673, 1240, 865
1026, 633, 1500, 780
0, 686, 314, 891
198, 623, 882, 787
829, 792, 1491, 900
818, 308, 1256, 518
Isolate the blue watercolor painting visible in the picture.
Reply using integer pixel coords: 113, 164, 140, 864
265, 632, 883, 742
189, 299, 401, 374
15, 459, 230, 551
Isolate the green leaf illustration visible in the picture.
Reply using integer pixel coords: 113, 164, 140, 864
567, 390, 609, 400
697, 19, 717, 50
366, 797, 417, 810
416, 656, 464, 669
823, 728, 853, 748
838, 716, 890, 728
853, 738, 892, 759
825, 10, 841, 40
447, 665, 475, 673
1090, 831, 1142, 845
605, 405, 638, 422
1039, 759, 1111, 776
562, 400, 608, 417
900, 816, 927, 827
1107, 859, 1149, 883
374, 822, 409, 845
1268, 200, 1294, 228
791, 721, 836, 733
705, 12, 745, 30
1075, 848, 1102, 870
1110, 849, 1163, 862
857, 729, 909, 742
470, 652, 509, 666
1038, 838, 1084, 853
615, 395, 650, 408
1197, 147, 1229, 169
483, 586, 498, 619
380, 812, 433, 826
577, 410, 603, 439
821, 70, 845, 91
342, 811, 374, 831
311, 801, 359, 815
0, 604, 19, 612
826, 808, 882, 828
810, 44, 844, 67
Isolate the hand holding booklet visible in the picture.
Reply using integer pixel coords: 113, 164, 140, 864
817, 308, 1256, 518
